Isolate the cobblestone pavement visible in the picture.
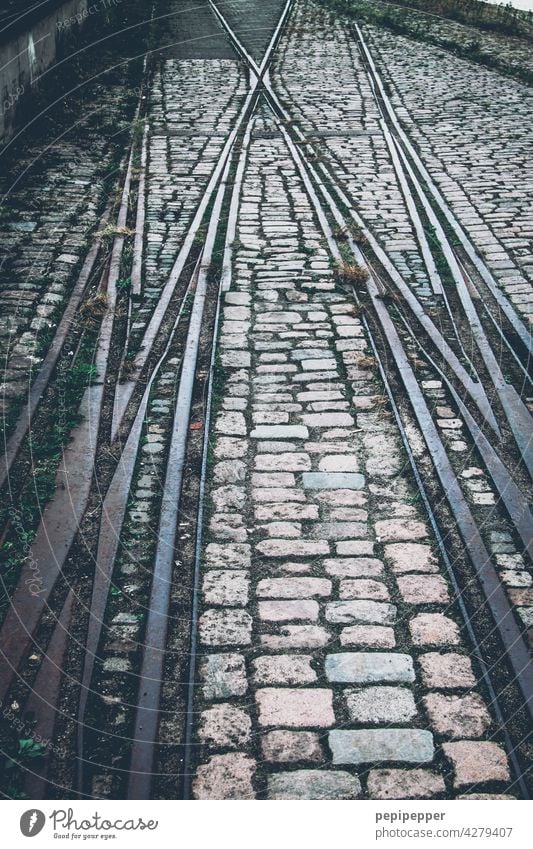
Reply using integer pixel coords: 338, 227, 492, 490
275, 4, 434, 300
0, 84, 134, 418
1, 0, 531, 803
320, 0, 533, 82
132, 59, 246, 344
273, 0, 533, 320
191, 108, 516, 801
366, 26, 533, 324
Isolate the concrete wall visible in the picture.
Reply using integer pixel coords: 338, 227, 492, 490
0, 0, 89, 145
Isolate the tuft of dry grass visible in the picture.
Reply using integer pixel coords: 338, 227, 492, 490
120, 357, 138, 381
333, 225, 349, 242
357, 355, 375, 369
335, 260, 369, 285
79, 292, 108, 327
349, 224, 369, 247
97, 224, 136, 239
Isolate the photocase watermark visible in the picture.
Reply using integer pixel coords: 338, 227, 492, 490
17, 807, 159, 839
8, 506, 45, 597
20, 809, 46, 837
2, 707, 68, 759
57, 0, 123, 32
57, 359, 68, 435
2, 84, 25, 117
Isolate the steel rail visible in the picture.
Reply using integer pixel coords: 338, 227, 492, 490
362, 307, 530, 800
454, 252, 533, 390
22, 588, 75, 798
220, 117, 254, 293
126, 151, 232, 800
131, 122, 148, 300
181, 121, 256, 803
0, 192, 115, 493
376, 116, 443, 296
74, 255, 202, 795
390, 286, 533, 563
110, 1, 293, 441
354, 24, 533, 356
386, 125, 533, 478
0, 140, 136, 705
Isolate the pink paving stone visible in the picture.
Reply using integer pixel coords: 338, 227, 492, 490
193, 753, 256, 800
275, 561, 313, 575
211, 485, 246, 512
313, 521, 368, 540
263, 521, 302, 537
316, 490, 367, 507
256, 539, 329, 558
252, 655, 317, 685
261, 625, 331, 650
255, 503, 318, 521
318, 454, 360, 472
419, 653, 476, 688
215, 411, 247, 436
200, 653, 247, 699
345, 686, 417, 723
256, 577, 332, 598
423, 693, 491, 738
396, 574, 450, 604
301, 413, 354, 427
340, 625, 396, 648
209, 513, 247, 542
253, 488, 306, 503
198, 609, 252, 646
325, 600, 396, 625
330, 508, 368, 521
205, 542, 251, 570
336, 540, 376, 555
339, 579, 390, 600
305, 441, 354, 453
261, 730, 324, 763
258, 600, 319, 622
256, 688, 335, 727
375, 520, 428, 542
384, 542, 438, 573
367, 769, 446, 799
198, 704, 252, 748
409, 613, 460, 646
324, 557, 384, 578
443, 742, 510, 788
214, 437, 247, 459
457, 795, 516, 800
251, 472, 296, 487
202, 571, 250, 606
255, 453, 311, 472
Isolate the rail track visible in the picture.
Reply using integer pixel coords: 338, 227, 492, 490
0, 0, 531, 800
0, 0, 294, 800
205, 0, 532, 794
